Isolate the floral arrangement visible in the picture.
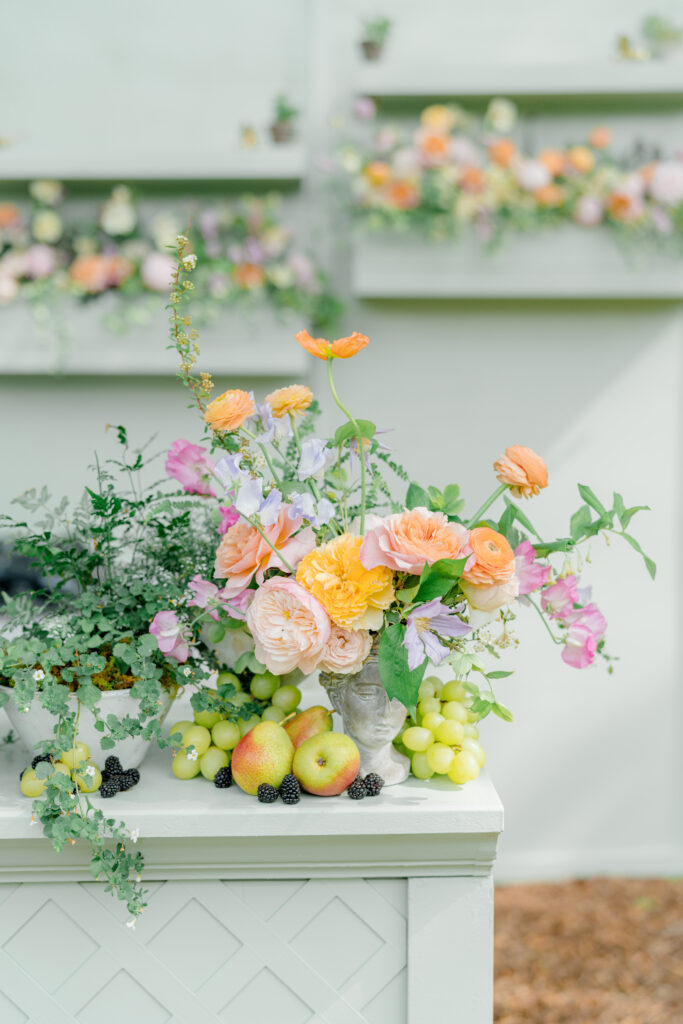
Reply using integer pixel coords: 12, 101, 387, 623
0, 183, 340, 336
334, 98, 683, 248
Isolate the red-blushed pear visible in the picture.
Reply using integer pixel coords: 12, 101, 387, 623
231, 720, 294, 796
283, 706, 333, 749
292, 732, 360, 796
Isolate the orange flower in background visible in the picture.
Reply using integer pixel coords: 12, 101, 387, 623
534, 184, 566, 207
265, 384, 313, 419
384, 180, 420, 210
459, 165, 485, 193
589, 125, 612, 150
107, 255, 134, 286
0, 203, 20, 229
295, 329, 369, 361
494, 445, 548, 499
69, 254, 133, 294
606, 191, 644, 223
639, 163, 656, 185
487, 138, 517, 168
364, 161, 392, 187
296, 533, 394, 630
567, 146, 595, 174
538, 149, 566, 177
462, 527, 515, 586
232, 262, 266, 289
204, 388, 255, 432
416, 130, 451, 163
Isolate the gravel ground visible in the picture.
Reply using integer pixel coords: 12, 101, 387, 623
494, 878, 683, 1024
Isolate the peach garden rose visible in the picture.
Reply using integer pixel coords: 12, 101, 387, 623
360, 507, 470, 575
318, 625, 372, 675
246, 576, 330, 675
215, 509, 314, 597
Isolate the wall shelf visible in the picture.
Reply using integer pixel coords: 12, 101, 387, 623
352, 230, 683, 300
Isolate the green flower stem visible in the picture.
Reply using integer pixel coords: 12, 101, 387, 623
241, 428, 282, 486
327, 359, 367, 534
208, 467, 295, 573
466, 484, 508, 529
525, 595, 563, 645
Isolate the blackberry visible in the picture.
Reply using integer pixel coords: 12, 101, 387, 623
347, 777, 366, 800
100, 771, 121, 791
363, 773, 385, 797
279, 774, 301, 805
127, 768, 140, 785
257, 783, 279, 804
31, 753, 53, 769
104, 755, 123, 776
99, 779, 119, 798
214, 766, 232, 789
117, 770, 139, 792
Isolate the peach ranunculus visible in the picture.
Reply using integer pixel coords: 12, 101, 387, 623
461, 576, 520, 613
538, 149, 566, 177
462, 527, 515, 586
295, 329, 369, 361
246, 576, 331, 675
215, 509, 315, 597
232, 262, 266, 289
567, 146, 595, 175
204, 388, 256, 432
296, 533, 394, 631
318, 625, 372, 675
415, 129, 451, 166
589, 125, 611, 150
360, 508, 470, 576
265, 384, 313, 419
494, 445, 548, 499
364, 161, 392, 187
487, 138, 517, 168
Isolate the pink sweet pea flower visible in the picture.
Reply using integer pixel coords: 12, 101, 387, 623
219, 586, 252, 621
515, 541, 551, 596
217, 505, 240, 534
149, 610, 190, 663
187, 575, 222, 621
541, 575, 579, 618
165, 439, 215, 496
560, 603, 606, 669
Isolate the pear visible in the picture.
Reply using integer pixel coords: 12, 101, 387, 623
231, 721, 294, 795
283, 706, 333, 749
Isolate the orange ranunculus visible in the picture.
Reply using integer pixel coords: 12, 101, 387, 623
487, 138, 517, 168
420, 104, 457, 134
295, 329, 369, 361
364, 161, 392, 187
534, 184, 566, 207
416, 130, 451, 163
462, 527, 515, 586
0, 203, 20, 229
538, 149, 566, 177
232, 262, 266, 289
265, 384, 313, 419
384, 180, 420, 210
296, 533, 394, 630
494, 445, 548, 499
589, 125, 611, 150
204, 388, 256, 432
567, 146, 595, 174
459, 165, 485, 193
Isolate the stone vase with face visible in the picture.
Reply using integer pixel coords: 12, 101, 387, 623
320, 652, 409, 786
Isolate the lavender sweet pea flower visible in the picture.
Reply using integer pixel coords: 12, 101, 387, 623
214, 453, 246, 488
298, 438, 334, 481
288, 492, 336, 528
404, 599, 472, 671
249, 401, 292, 444
259, 487, 283, 526
235, 477, 282, 526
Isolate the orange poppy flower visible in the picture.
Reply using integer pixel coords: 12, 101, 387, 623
487, 138, 517, 167
295, 330, 369, 361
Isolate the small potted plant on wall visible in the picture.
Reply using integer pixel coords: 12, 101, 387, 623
270, 94, 298, 144
360, 16, 392, 61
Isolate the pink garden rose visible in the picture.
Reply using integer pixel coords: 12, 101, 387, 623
165, 439, 215, 496
149, 610, 190, 663
246, 577, 331, 675
515, 541, 551, 595
541, 575, 579, 618
318, 626, 372, 675
360, 508, 470, 575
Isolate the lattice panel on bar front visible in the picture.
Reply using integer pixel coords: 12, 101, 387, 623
0, 878, 407, 1023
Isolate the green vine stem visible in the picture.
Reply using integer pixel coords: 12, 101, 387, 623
327, 359, 367, 534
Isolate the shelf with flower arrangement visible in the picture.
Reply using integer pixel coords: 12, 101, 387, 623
0, 185, 341, 374
338, 101, 683, 298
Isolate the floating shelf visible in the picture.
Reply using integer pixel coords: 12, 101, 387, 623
0, 301, 309, 376
352, 229, 683, 300
0, 145, 307, 183
357, 60, 683, 102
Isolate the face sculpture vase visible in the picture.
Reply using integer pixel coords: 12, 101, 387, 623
320, 649, 410, 786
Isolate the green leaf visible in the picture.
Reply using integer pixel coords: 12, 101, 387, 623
578, 484, 607, 517
234, 651, 267, 675
34, 762, 52, 780
395, 582, 420, 604
414, 557, 468, 603
492, 701, 514, 722
448, 651, 474, 676
621, 532, 657, 580
570, 505, 592, 541
406, 482, 430, 510
331, 419, 376, 448
378, 624, 426, 717
503, 498, 542, 540
0, 690, 8, 709
486, 670, 514, 680
100, 737, 115, 750
442, 484, 465, 517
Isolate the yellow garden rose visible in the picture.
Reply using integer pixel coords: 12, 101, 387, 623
296, 533, 394, 630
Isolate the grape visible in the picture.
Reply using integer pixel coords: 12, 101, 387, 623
181, 725, 211, 756
442, 680, 466, 702
20, 768, 46, 797
59, 742, 90, 769
167, 720, 193, 742
441, 701, 468, 723
261, 706, 286, 723
421, 712, 445, 734
463, 723, 479, 739
172, 750, 201, 779
417, 697, 441, 717
448, 750, 480, 784
250, 672, 279, 701
402, 726, 434, 753
271, 685, 301, 713
53, 761, 72, 778
193, 694, 222, 730
199, 746, 230, 781
217, 671, 242, 693
238, 714, 261, 737
418, 680, 436, 700
426, 743, 455, 775
411, 752, 434, 779
73, 761, 102, 793
211, 720, 241, 750
466, 709, 480, 723
435, 719, 465, 746
462, 738, 486, 766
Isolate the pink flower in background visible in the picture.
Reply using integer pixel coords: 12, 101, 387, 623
574, 195, 604, 227
541, 575, 579, 618
25, 244, 57, 279
651, 207, 673, 235
165, 439, 215, 496
149, 611, 190, 663
353, 96, 377, 120
141, 251, 175, 291
648, 161, 683, 206
514, 159, 551, 192
288, 251, 320, 293
515, 541, 551, 595
451, 137, 481, 167
217, 505, 240, 534
246, 576, 331, 675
